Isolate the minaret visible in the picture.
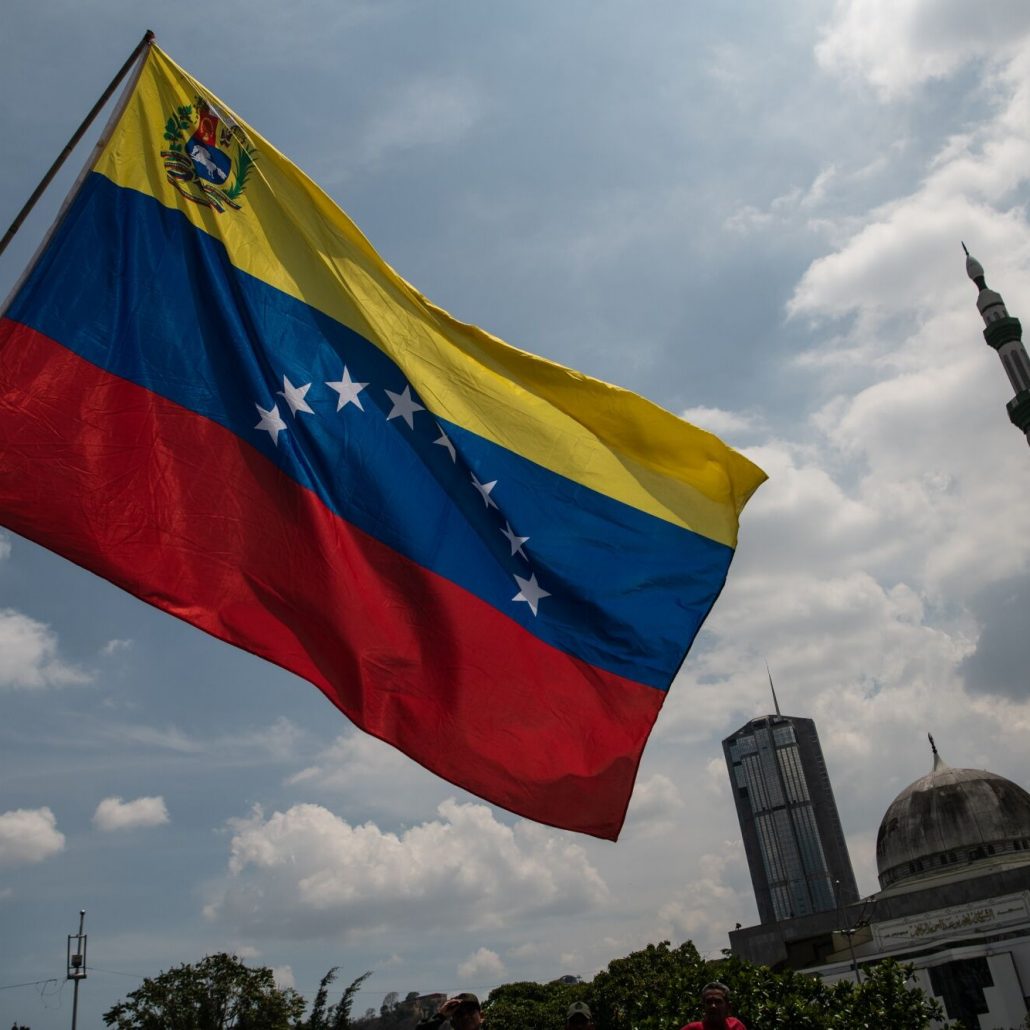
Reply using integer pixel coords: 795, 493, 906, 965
964, 244, 1030, 445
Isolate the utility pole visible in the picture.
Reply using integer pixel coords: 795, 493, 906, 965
67, 910, 87, 1030
834, 880, 862, 984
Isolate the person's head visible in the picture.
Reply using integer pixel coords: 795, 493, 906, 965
450, 993, 482, 1030
700, 982, 731, 1024
566, 1001, 594, 1030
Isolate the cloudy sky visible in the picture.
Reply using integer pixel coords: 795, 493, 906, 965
3, 1, 1030, 1027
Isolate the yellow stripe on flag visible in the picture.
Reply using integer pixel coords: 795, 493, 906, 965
94, 45, 765, 547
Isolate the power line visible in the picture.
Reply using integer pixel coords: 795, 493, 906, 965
0, 978, 60, 992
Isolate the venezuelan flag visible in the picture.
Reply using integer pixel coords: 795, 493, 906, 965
0, 44, 764, 839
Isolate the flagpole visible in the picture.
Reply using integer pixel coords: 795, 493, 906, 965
0, 28, 154, 259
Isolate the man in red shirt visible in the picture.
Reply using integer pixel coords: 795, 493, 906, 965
680, 982, 746, 1030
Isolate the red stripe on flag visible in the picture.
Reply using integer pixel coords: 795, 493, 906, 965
0, 320, 664, 838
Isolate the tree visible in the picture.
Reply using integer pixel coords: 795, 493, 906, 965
483, 941, 948, 1030
380, 991, 399, 1021
102, 953, 306, 1030
484, 978, 590, 1030
302, 967, 372, 1030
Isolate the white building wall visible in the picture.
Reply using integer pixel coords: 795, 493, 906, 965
1009, 937, 1030, 993
982, 951, 1025, 1029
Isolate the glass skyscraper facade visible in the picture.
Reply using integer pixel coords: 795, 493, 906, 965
724, 714, 858, 925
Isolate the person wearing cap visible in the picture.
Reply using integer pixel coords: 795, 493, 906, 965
417, 992, 483, 1030
566, 1001, 594, 1030
679, 982, 746, 1030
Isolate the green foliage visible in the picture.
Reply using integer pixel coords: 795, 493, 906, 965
822, 959, 946, 1029
485, 978, 591, 1030
102, 952, 306, 1030
301, 966, 371, 1030
163, 105, 193, 153
225, 146, 256, 200
483, 942, 947, 1030
589, 941, 707, 1030
99, 941, 951, 1030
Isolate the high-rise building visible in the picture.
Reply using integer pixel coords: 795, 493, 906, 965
724, 705, 858, 925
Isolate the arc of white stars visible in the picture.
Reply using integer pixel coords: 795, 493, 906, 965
501, 521, 529, 560
512, 573, 550, 616
277, 375, 314, 417
434, 424, 456, 462
385, 385, 424, 429
326, 366, 367, 411
255, 402, 287, 445
471, 473, 499, 509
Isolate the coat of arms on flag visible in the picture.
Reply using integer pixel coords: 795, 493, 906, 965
161, 97, 255, 212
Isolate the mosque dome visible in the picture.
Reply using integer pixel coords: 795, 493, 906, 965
875, 743, 1030, 890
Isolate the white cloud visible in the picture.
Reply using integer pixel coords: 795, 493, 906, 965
101, 639, 132, 656
287, 731, 410, 791
815, 0, 1030, 100
724, 164, 839, 235
228, 718, 307, 764
0, 532, 10, 562
205, 799, 608, 940
0, 808, 65, 866
273, 965, 296, 990
84, 716, 306, 764
457, 947, 504, 980
780, 36, 1030, 606
285, 731, 449, 823
101, 724, 203, 754
624, 774, 685, 838
0, 609, 89, 689
93, 796, 170, 832
681, 406, 764, 441
506, 941, 539, 959
656, 843, 750, 952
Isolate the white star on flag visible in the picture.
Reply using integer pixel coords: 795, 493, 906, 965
500, 521, 529, 559
512, 573, 550, 616
434, 425, 457, 462
471, 473, 499, 509
277, 375, 314, 416
326, 366, 367, 411
255, 402, 288, 445
385, 385, 425, 429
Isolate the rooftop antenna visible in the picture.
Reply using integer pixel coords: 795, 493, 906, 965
766, 661, 781, 716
